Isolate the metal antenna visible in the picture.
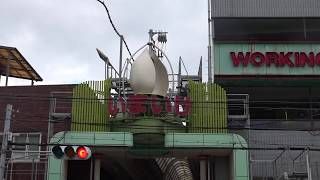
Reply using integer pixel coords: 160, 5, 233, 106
148, 29, 168, 59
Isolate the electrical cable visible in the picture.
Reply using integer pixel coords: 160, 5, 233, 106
0, 91, 310, 101
2, 112, 320, 131
2, 92, 320, 105
2, 90, 320, 151
8, 141, 320, 152
0, 113, 320, 126
96, 0, 134, 61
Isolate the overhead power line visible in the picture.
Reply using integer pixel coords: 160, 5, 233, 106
0, 115, 320, 132
2, 112, 320, 132
2, 113, 318, 132
8, 141, 320, 152
1, 92, 320, 105
97, 0, 134, 60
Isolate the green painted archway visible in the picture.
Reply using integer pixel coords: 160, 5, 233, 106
47, 132, 249, 180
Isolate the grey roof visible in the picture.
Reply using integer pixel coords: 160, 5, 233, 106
211, 0, 320, 17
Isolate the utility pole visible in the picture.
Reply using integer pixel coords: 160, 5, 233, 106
0, 104, 12, 180
207, 0, 213, 83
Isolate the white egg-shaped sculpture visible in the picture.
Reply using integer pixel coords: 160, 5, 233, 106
130, 47, 169, 97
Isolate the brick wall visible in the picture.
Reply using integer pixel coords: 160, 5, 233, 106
0, 84, 75, 180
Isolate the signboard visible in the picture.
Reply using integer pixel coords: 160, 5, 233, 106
214, 43, 320, 75
108, 95, 191, 117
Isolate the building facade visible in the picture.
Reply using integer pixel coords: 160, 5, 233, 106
0, 58, 249, 180
211, 0, 320, 179
0, 85, 74, 180
4, 1, 320, 179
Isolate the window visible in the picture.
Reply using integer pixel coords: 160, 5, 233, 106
11, 133, 41, 162
214, 18, 320, 42
227, 94, 249, 119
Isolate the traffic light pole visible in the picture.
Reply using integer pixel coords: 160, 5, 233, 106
0, 104, 12, 180
94, 159, 101, 180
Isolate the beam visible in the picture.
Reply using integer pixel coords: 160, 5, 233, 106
5, 53, 10, 86
8, 49, 36, 80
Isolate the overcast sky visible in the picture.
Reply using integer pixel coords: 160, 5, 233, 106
0, 0, 208, 85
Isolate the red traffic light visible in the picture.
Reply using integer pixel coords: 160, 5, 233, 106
77, 146, 89, 159
52, 145, 92, 160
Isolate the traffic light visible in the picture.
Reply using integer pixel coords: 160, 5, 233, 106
52, 145, 92, 160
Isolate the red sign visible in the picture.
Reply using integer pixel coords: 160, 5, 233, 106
108, 95, 191, 117
231, 52, 320, 67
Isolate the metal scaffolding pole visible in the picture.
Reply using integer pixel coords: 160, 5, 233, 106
0, 104, 12, 180
119, 35, 123, 96
207, 0, 213, 83
5, 54, 11, 86
307, 149, 312, 180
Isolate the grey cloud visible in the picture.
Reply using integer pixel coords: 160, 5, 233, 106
0, 0, 208, 84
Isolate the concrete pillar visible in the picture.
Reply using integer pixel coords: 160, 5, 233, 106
63, 160, 68, 180
207, 159, 211, 180
200, 159, 207, 180
215, 157, 229, 180
94, 159, 101, 180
